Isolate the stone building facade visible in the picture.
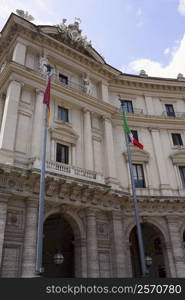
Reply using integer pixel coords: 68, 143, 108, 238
0, 13, 185, 278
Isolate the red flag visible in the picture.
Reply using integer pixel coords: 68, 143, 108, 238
43, 78, 51, 105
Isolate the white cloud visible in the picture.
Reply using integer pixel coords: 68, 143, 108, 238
0, 0, 54, 28
123, 34, 185, 78
163, 48, 170, 55
136, 8, 142, 16
177, 0, 185, 16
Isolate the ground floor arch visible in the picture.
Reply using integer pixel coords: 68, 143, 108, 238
43, 213, 75, 277
129, 222, 168, 277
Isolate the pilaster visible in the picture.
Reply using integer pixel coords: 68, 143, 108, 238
150, 128, 170, 195
0, 196, 8, 271
0, 80, 22, 162
103, 115, 119, 188
86, 208, 99, 277
12, 42, 27, 65
21, 199, 38, 277
167, 216, 185, 277
111, 211, 126, 277
31, 89, 44, 159
83, 109, 94, 170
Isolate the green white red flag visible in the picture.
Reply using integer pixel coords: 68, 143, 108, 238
122, 111, 143, 150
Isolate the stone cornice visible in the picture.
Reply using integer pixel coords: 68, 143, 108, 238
2, 14, 185, 92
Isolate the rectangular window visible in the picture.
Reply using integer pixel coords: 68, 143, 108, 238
165, 104, 175, 117
59, 73, 68, 85
133, 164, 145, 188
56, 144, 69, 164
123, 100, 134, 113
179, 166, 185, 188
58, 106, 69, 122
171, 133, 183, 146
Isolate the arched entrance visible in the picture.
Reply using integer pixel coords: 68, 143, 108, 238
130, 222, 167, 277
43, 214, 75, 277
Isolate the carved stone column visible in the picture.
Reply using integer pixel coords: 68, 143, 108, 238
12, 42, 27, 65
0, 80, 22, 158
31, 89, 44, 159
86, 208, 99, 277
83, 109, 93, 170
0, 197, 8, 270
167, 216, 185, 277
112, 211, 126, 277
103, 116, 118, 186
21, 199, 38, 277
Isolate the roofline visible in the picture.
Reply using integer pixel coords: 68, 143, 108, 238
1, 13, 184, 83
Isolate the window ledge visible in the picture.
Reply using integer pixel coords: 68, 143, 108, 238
172, 145, 185, 150
54, 119, 72, 127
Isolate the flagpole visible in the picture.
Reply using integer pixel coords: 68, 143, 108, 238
35, 65, 51, 275
120, 100, 148, 277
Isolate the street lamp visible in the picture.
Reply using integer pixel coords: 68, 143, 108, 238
53, 251, 64, 265
145, 255, 152, 267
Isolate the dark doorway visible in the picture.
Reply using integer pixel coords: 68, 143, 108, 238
130, 222, 167, 278
43, 214, 74, 277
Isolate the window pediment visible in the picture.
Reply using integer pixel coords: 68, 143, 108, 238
170, 151, 185, 165
49, 123, 79, 145
123, 146, 150, 163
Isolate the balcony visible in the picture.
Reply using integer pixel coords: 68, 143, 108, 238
118, 108, 144, 115
32, 159, 105, 184
162, 111, 185, 119
53, 77, 99, 100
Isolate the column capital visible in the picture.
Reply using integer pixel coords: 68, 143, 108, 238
166, 215, 179, 224
86, 207, 98, 217
0, 193, 11, 203
149, 127, 159, 132
35, 88, 44, 95
8, 78, 24, 88
25, 198, 38, 208
102, 114, 112, 121
112, 211, 123, 220
82, 107, 91, 114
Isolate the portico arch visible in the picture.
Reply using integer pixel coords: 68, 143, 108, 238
43, 207, 86, 277
129, 222, 169, 277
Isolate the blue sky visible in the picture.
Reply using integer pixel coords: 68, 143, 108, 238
1, 0, 185, 78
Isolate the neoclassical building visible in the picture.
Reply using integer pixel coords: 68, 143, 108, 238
0, 13, 185, 278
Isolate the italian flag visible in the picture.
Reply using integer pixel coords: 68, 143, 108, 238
122, 111, 143, 150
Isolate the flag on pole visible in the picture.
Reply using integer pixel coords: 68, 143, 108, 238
122, 111, 143, 150
43, 77, 51, 125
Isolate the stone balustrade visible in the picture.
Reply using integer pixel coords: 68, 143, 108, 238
33, 159, 105, 184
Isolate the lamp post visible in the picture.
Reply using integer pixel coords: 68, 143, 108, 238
53, 251, 64, 265
145, 255, 152, 267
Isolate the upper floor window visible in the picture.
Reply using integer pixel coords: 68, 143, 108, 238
58, 106, 69, 122
123, 100, 134, 113
133, 164, 145, 188
59, 73, 68, 85
179, 166, 185, 188
56, 143, 69, 164
172, 133, 183, 146
165, 104, 175, 117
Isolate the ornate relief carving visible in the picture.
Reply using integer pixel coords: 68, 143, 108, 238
97, 222, 109, 240
58, 18, 91, 48
6, 209, 24, 232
